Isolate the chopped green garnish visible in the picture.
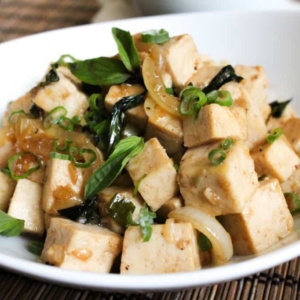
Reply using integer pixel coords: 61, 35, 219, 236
39, 63, 59, 87
0, 210, 24, 237
221, 138, 234, 150
208, 148, 226, 166
43, 106, 67, 129
138, 205, 156, 242
267, 127, 283, 144
50, 152, 70, 160
27, 240, 44, 256
198, 232, 212, 252
165, 87, 174, 95
8, 110, 34, 124
69, 147, 96, 168
133, 174, 147, 197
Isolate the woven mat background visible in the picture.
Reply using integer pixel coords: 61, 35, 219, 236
0, 0, 300, 299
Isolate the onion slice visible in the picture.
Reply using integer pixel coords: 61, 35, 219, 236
169, 206, 233, 265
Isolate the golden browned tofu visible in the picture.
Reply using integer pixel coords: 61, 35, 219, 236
183, 103, 247, 148
120, 222, 200, 274
0, 128, 15, 168
251, 136, 299, 183
0, 172, 16, 212
41, 218, 123, 273
8, 179, 44, 235
219, 179, 294, 255
126, 138, 178, 211
267, 105, 296, 132
178, 139, 259, 216
282, 117, 300, 155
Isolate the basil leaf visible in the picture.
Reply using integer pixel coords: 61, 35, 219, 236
107, 193, 135, 227
84, 136, 144, 199
107, 93, 145, 155
202, 65, 243, 94
39, 63, 59, 87
269, 99, 292, 118
58, 195, 100, 224
68, 57, 131, 86
112, 27, 140, 73
0, 210, 24, 237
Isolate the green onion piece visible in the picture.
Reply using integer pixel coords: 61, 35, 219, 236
267, 127, 283, 144
206, 90, 219, 104
284, 192, 300, 215
138, 204, 156, 242
53, 139, 72, 151
141, 29, 170, 44
208, 149, 226, 166
214, 90, 233, 107
27, 240, 44, 256
221, 138, 234, 150
107, 193, 136, 227
198, 232, 213, 252
126, 211, 139, 226
8, 152, 41, 180
43, 106, 67, 129
71, 115, 82, 125
179, 86, 207, 116
165, 87, 174, 95
1, 167, 11, 177
173, 164, 179, 172
50, 152, 70, 160
94, 119, 110, 136
133, 174, 147, 197
69, 147, 96, 168
0, 210, 24, 237
88, 94, 102, 111
8, 110, 33, 124
58, 116, 75, 131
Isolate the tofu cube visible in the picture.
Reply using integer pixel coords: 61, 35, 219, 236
8, 179, 44, 235
42, 158, 85, 215
178, 139, 259, 216
267, 105, 296, 132
282, 117, 300, 155
0, 172, 16, 211
41, 218, 123, 273
235, 65, 270, 121
162, 34, 202, 87
105, 83, 147, 130
33, 69, 88, 118
189, 65, 222, 88
144, 97, 184, 157
218, 179, 294, 255
120, 222, 200, 274
251, 136, 299, 183
183, 103, 247, 148
126, 138, 178, 211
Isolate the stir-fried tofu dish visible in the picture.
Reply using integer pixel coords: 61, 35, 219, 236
0, 28, 299, 274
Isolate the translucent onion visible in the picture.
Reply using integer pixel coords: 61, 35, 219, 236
142, 55, 180, 117
168, 206, 233, 265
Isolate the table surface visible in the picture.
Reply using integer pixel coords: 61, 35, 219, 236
1, 0, 300, 299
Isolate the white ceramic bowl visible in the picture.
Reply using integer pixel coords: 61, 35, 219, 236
134, 0, 300, 15
1, 10, 300, 292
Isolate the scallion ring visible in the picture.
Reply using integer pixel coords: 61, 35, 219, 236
221, 138, 234, 150
214, 90, 233, 107
53, 139, 72, 151
267, 127, 283, 144
58, 116, 75, 131
141, 29, 170, 44
208, 149, 226, 166
50, 152, 70, 160
69, 147, 96, 168
8, 152, 41, 180
43, 106, 67, 129
206, 90, 219, 104
8, 110, 33, 124
88, 94, 102, 111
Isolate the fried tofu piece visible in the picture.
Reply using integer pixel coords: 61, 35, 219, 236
0, 127, 15, 168
219, 179, 294, 255
267, 105, 296, 131
0, 172, 16, 212
126, 138, 178, 211
41, 218, 123, 273
8, 179, 44, 235
105, 83, 147, 130
178, 139, 259, 216
235, 65, 270, 121
42, 158, 85, 215
183, 103, 247, 148
120, 221, 200, 274
144, 97, 184, 157
33, 69, 88, 118
162, 34, 202, 87
282, 117, 300, 155
251, 136, 299, 183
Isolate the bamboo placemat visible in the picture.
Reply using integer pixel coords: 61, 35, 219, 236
0, 0, 300, 299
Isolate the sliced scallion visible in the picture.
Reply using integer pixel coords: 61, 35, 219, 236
53, 139, 72, 151
138, 205, 156, 242
8, 110, 33, 124
221, 138, 234, 150
50, 152, 70, 160
267, 127, 283, 144
141, 29, 170, 44
214, 90, 233, 107
69, 147, 96, 168
133, 174, 147, 197
208, 149, 226, 166
26, 240, 44, 256
43, 106, 67, 129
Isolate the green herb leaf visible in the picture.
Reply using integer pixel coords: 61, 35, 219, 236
112, 27, 140, 72
84, 136, 144, 199
39, 63, 59, 87
0, 210, 24, 237
269, 99, 292, 118
68, 57, 131, 86
138, 204, 156, 242
202, 65, 243, 94
27, 240, 44, 256
141, 29, 170, 44
208, 148, 226, 166
107, 193, 136, 227
198, 232, 212, 252
58, 195, 100, 224
267, 127, 283, 144
133, 174, 147, 197
107, 93, 145, 155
